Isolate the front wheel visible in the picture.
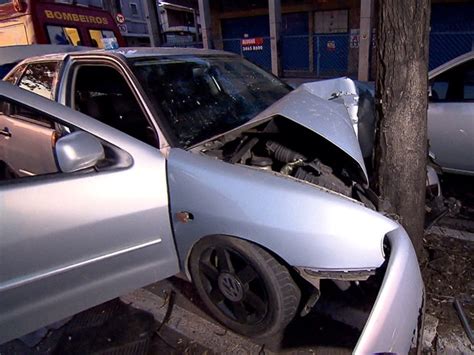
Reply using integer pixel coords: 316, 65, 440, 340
189, 236, 301, 338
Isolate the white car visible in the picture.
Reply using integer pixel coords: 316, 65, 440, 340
428, 51, 474, 175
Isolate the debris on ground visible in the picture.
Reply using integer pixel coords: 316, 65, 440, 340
421, 231, 474, 353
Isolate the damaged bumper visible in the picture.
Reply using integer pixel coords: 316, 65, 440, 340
355, 227, 424, 354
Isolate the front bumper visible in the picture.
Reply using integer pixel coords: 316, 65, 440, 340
354, 227, 424, 354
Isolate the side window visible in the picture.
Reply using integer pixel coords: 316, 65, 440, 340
0, 99, 60, 180
3, 64, 26, 84
73, 65, 158, 147
18, 62, 59, 99
430, 77, 449, 101
430, 59, 474, 102
0, 98, 123, 182
463, 65, 474, 101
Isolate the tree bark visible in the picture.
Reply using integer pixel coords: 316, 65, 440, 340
374, 0, 431, 256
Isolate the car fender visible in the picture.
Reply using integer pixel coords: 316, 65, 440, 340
167, 149, 399, 276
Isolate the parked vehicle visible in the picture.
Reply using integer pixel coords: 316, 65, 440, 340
0, 0, 124, 48
428, 51, 474, 175
0, 48, 424, 353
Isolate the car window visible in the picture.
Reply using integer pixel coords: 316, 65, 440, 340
463, 66, 474, 101
0, 99, 61, 180
18, 62, 59, 99
431, 59, 474, 102
431, 80, 449, 101
131, 56, 291, 148
0, 98, 117, 182
73, 65, 158, 147
3, 64, 26, 84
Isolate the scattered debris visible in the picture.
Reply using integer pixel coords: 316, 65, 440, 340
423, 314, 439, 350
453, 298, 474, 345
422, 230, 474, 353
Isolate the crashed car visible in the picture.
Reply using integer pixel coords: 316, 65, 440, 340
0, 44, 86, 79
305, 77, 446, 221
309, 51, 474, 178
0, 48, 423, 353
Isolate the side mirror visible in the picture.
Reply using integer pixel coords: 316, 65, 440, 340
55, 131, 105, 173
428, 85, 432, 98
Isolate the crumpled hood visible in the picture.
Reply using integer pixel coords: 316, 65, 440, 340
251, 85, 369, 184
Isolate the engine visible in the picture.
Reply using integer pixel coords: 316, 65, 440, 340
193, 116, 372, 205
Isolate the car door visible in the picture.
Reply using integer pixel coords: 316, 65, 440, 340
428, 59, 474, 174
0, 82, 180, 344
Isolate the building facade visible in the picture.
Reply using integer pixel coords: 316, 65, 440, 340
158, 1, 199, 45
199, 0, 474, 79
103, 0, 154, 46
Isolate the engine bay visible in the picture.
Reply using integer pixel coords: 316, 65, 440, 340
193, 116, 374, 206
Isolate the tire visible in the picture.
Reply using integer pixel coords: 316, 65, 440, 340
189, 235, 301, 338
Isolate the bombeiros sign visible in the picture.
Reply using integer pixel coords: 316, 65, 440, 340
44, 10, 109, 25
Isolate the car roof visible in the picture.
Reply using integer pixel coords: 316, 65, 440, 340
108, 47, 233, 58
429, 51, 474, 79
13, 46, 236, 65
0, 45, 89, 66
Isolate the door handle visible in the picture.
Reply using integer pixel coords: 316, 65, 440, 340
0, 127, 11, 138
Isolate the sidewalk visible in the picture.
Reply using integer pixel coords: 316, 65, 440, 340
422, 227, 474, 353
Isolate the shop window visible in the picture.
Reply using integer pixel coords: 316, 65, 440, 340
130, 3, 139, 16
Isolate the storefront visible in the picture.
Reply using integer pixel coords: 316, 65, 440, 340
202, 0, 474, 79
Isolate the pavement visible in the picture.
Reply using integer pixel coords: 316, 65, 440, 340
422, 222, 474, 354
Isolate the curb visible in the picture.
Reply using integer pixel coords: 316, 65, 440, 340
121, 288, 270, 354
426, 226, 474, 242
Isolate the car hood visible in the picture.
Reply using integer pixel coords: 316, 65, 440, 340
249, 84, 369, 184
298, 78, 376, 160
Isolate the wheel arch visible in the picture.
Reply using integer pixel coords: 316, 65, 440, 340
183, 233, 294, 282
168, 148, 397, 274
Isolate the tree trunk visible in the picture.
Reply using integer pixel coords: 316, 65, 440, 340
374, 0, 431, 256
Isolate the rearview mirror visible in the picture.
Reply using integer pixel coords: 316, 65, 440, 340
55, 131, 105, 173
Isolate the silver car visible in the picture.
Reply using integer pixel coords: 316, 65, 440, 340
0, 48, 423, 353
428, 51, 474, 175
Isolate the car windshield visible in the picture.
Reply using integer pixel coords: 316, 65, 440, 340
131, 55, 291, 148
